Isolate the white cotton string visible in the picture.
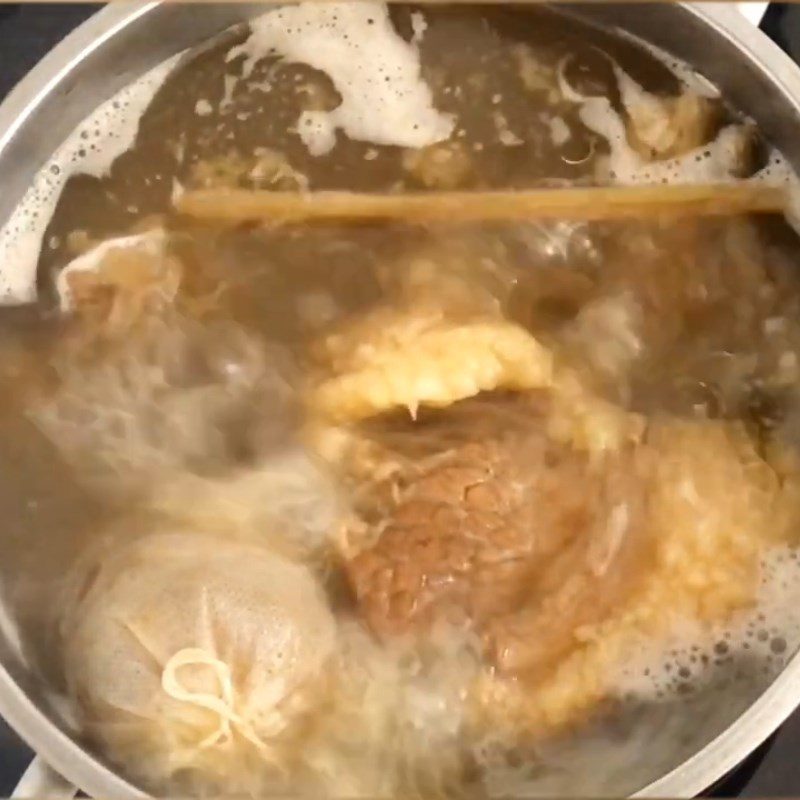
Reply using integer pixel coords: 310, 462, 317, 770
161, 648, 286, 762
162, 648, 239, 750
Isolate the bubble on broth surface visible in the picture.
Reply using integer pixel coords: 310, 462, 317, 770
559, 59, 746, 185
615, 545, 800, 701
752, 149, 800, 230
559, 54, 800, 229
612, 29, 721, 99
474, 544, 800, 797
226, 2, 454, 156
0, 54, 181, 306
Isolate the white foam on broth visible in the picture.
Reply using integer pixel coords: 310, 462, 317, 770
0, 54, 180, 306
557, 58, 741, 185
559, 52, 800, 223
55, 229, 167, 312
226, 2, 454, 156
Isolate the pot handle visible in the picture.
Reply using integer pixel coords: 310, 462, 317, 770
11, 757, 78, 799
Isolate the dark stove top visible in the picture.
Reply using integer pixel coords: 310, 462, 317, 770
3, 3, 800, 796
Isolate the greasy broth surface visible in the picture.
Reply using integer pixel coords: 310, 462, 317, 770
34, 5, 753, 288
1, 4, 800, 796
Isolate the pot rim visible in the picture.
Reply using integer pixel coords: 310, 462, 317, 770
1, 3, 800, 797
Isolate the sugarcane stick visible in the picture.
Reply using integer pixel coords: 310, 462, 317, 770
175, 183, 787, 226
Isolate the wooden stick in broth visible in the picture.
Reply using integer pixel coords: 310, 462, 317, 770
175, 184, 787, 225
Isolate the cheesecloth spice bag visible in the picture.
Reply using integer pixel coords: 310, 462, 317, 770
60, 531, 335, 794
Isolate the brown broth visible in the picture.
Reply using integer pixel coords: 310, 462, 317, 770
1, 4, 800, 796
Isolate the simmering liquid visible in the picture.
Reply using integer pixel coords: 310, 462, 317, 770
1, 4, 800, 797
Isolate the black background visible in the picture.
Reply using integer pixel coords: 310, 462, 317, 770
1, 3, 800, 795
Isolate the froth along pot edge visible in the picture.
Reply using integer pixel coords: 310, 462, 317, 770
0, 3, 799, 797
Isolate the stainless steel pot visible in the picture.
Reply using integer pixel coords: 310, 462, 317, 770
1, 3, 799, 796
